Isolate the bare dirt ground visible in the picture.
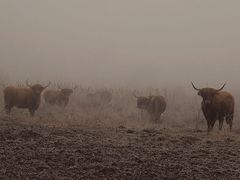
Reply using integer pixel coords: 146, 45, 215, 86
0, 115, 240, 180
0, 87, 240, 179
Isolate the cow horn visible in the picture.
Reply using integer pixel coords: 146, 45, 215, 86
191, 82, 201, 91
217, 83, 226, 91
43, 82, 51, 89
133, 92, 139, 98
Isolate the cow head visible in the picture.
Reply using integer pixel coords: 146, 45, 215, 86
133, 92, 150, 109
58, 85, 77, 97
60, 88, 74, 97
27, 81, 51, 95
191, 82, 226, 105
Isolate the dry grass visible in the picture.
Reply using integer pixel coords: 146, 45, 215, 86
0, 85, 239, 131
1, 85, 240, 179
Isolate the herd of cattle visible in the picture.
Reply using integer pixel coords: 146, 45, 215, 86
0, 81, 235, 132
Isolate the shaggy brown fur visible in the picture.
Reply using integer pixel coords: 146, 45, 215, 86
134, 94, 167, 123
44, 88, 74, 107
4, 83, 50, 116
192, 83, 234, 131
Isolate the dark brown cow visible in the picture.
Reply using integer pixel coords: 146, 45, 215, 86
43, 86, 77, 107
191, 82, 234, 131
3, 82, 50, 116
133, 93, 167, 123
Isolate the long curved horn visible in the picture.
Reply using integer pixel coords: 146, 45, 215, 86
217, 83, 226, 91
133, 91, 139, 98
43, 82, 51, 89
191, 82, 201, 91
26, 80, 32, 88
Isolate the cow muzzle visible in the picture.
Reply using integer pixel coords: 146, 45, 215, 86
204, 100, 211, 105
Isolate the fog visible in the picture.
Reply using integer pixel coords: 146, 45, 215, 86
0, 0, 240, 89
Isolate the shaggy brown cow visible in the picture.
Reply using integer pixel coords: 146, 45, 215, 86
3, 82, 50, 116
192, 82, 234, 131
43, 86, 77, 107
133, 93, 167, 123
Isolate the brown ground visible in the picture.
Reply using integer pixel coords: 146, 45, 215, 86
0, 115, 240, 180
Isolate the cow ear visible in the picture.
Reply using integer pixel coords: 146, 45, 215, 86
214, 90, 220, 94
197, 91, 201, 96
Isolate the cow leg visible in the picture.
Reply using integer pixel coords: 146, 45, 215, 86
211, 119, 216, 130
63, 102, 68, 108
64, 99, 69, 108
208, 119, 216, 132
207, 123, 212, 132
202, 108, 211, 131
29, 109, 35, 117
218, 118, 224, 131
206, 119, 211, 132
208, 125, 213, 132
229, 117, 233, 131
150, 113, 158, 123
155, 113, 161, 123
151, 115, 157, 123
226, 114, 234, 131
4, 105, 12, 115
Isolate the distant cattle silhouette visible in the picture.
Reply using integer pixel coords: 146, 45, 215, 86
44, 85, 77, 107
133, 92, 166, 123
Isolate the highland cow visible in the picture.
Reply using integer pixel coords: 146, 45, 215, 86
43, 86, 77, 107
192, 82, 234, 131
3, 82, 50, 116
133, 93, 167, 123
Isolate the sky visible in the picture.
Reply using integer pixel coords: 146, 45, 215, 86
0, 0, 240, 89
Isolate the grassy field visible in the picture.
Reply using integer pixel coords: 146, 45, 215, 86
0, 86, 240, 179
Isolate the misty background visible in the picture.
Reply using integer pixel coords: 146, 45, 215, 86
0, 0, 240, 90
